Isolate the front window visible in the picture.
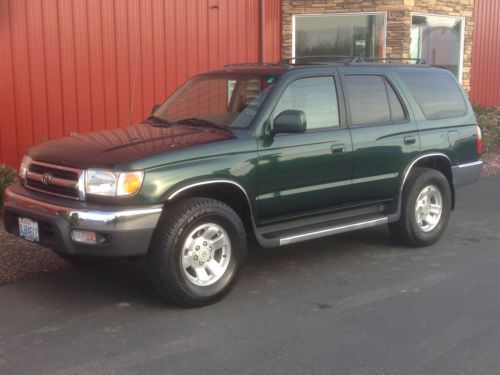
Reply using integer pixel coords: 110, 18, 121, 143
153, 74, 279, 128
274, 77, 340, 130
410, 14, 465, 80
294, 13, 386, 59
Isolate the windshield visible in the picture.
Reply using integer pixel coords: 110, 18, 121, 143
152, 74, 279, 128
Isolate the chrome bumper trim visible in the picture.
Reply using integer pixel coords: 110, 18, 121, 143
4, 185, 163, 232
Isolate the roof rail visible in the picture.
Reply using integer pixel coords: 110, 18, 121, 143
279, 55, 355, 65
223, 62, 279, 68
279, 56, 428, 66
352, 57, 428, 65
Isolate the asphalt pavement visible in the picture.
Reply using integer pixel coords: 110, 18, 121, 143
0, 175, 499, 375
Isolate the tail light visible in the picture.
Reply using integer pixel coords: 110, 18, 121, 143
476, 125, 483, 154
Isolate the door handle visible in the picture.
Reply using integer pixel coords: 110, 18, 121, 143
331, 144, 346, 153
404, 136, 416, 145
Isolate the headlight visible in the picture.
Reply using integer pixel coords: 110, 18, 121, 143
19, 155, 32, 179
85, 170, 144, 197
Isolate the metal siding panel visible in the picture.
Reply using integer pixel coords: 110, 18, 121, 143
101, 0, 120, 129
227, 0, 239, 64
174, 0, 188, 87
186, 0, 199, 79
41, 0, 64, 141
471, 0, 500, 106
114, 0, 132, 127
72, 0, 93, 135
217, 0, 229, 66
199, 0, 210, 71
57, 0, 79, 136
0, 0, 283, 166
127, 0, 143, 123
152, 0, 167, 103
262, 0, 282, 62
26, 0, 49, 145
164, 0, 178, 96
139, 0, 155, 119
9, 0, 34, 159
0, 0, 19, 166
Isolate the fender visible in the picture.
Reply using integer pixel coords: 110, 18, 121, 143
166, 179, 277, 248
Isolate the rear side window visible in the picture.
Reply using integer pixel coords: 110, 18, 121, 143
399, 71, 467, 120
344, 75, 406, 126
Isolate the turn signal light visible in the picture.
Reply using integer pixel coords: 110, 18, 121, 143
117, 171, 144, 196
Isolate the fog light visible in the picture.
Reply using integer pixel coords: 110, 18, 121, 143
71, 230, 97, 244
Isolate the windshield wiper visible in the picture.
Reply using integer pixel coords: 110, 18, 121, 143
177, 117, 231, 132
145, 115, 174, 127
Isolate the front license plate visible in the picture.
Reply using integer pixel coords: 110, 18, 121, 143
18, 217, 39, 242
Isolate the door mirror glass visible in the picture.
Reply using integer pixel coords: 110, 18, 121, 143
273, 110, 307, 134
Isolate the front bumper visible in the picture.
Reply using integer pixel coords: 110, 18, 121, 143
452, 160, 483, 188
3, 183, 163, 257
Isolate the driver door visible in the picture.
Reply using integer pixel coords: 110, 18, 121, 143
256, 75, 353, 222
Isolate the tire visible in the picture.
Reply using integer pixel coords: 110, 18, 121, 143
148, 197, 247, 307
389, 167, 452, 247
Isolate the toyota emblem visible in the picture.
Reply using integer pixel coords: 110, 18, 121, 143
42, 172, 53, 185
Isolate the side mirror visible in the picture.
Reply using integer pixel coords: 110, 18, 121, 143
272, 110, 307, 135
151, 103, 161, 115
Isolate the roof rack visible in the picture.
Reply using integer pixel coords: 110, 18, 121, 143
223, 62, 279, 68
279, 55, 428, 66
279, 55, 355, 65
358, 57, 428, 65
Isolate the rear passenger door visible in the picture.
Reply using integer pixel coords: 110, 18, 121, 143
340, 69, 420, 202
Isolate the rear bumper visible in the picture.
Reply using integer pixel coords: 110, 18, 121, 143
3, 183, 162, 257
452, 160, 483, 188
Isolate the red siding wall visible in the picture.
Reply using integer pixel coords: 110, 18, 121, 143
470, 0, 500, 107
0, 0, 282, 167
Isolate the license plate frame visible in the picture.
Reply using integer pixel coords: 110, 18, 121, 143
18, 217, 40, 243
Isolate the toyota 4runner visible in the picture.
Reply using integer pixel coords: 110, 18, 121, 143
3, 57, 483, 306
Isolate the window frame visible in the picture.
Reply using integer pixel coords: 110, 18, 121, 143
341, 73, 410, 128
269, 75, 345, 134
410, 12, 466, 83
292, 12, 388, 59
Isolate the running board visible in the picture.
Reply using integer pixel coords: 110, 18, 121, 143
256, 213, 389, 247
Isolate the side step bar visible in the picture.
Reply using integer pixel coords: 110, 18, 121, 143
279, 215, 388, 245
256, 213, 389, 247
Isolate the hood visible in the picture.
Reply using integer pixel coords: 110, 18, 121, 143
28, 124, 233, 169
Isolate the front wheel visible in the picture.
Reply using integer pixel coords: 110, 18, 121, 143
148, 198, 247, 307
389, 167, 452, 247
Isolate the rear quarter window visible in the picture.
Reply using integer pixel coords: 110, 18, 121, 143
399, 71, 467, 120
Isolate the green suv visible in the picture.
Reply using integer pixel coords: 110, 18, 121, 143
3, 58, 483, 306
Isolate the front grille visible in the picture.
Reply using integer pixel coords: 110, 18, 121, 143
25, 161, 83, 200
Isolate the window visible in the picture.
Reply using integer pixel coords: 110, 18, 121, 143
410, 14, 465, 80
344, 75, 406, 126
156, 74, 279, 128
399, 71, 466, 120
294, 13, 386, 59
274, 77, 339, 130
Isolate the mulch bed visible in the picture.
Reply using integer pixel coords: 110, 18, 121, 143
0, 210, 71, 286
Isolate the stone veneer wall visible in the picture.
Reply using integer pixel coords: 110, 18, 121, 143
282, 0, 474, 91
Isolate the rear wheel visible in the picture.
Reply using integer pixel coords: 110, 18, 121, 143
389, 167, 451, 247
148, 198, 247, 307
